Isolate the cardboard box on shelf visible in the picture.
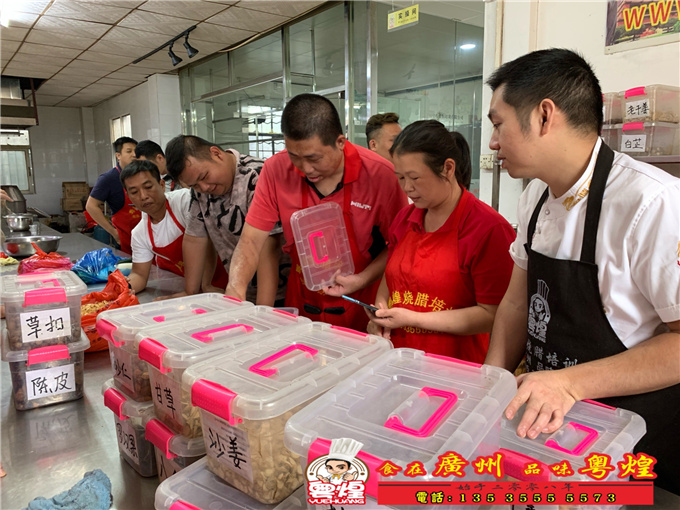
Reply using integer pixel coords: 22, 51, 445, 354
61, 198, 84, 212
62, 182, 90, 198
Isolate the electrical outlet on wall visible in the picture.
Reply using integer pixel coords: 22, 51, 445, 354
480, 154, 495, 170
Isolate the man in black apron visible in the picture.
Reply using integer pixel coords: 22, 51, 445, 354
484, 49, 680, 494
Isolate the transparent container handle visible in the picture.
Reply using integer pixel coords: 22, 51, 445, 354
384, 387, 458, 438
190, 323, 254, 343
248, 344, 318, 377
309, 231, 329, 263
545, 421, 599, 456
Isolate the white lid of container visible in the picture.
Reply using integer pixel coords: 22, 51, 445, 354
1, 328, 90, 363
96, 293, 253, 347
186, 322, 392, 422
102, 378, 155, 420
144, 418, 205, 460
284, 348, 516, 469
621, 120, 679, 131
154, 457, 279, 510
136, 306, 311, 373
1, 270, 86, 304
500, 399, 646, 479
624, 84, 680, 98
290, 202, 355, 291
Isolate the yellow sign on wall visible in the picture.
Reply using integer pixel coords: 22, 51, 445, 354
388, 4, 419, 31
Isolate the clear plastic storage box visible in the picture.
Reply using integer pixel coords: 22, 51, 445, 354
290, 202, 354, 291
603, 92, 623, 124
1, 271, 87, 351
2, 329, 89, 411
137, 307, 311, 437
623, 85, 679, 123
97, 294, 253, 401
185, 323, 392, 504
500, 399, 646, 483
284, 349, 516, 508
600, 125, 620, 151
145, 418, 206, 482
619, 121, 679, 156
102, 379, 158, 477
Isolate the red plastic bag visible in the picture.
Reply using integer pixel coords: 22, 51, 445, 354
81, 269, 139, 352
17, 244, 73, 274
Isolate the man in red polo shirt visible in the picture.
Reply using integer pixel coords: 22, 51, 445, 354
226, 94, 408, 331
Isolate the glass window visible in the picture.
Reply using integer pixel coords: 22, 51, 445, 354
191, 53, 230, 99
1, 129, 34, 193
231, 32, 282, 85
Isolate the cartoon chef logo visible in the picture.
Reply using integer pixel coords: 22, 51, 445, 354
528, 279, 551, 343
306, 438, 368, 506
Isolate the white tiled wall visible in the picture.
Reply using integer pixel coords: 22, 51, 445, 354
27, 106, 89, 215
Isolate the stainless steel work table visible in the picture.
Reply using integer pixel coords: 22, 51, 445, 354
1, 229, 679, 509
1, 228, 183, 510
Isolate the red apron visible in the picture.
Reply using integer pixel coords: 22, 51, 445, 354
384, 189, 489, 364
286, 180, 379, 332
111, 168, 142, 254
148, 200, 185, 276
211, 258, 229, 289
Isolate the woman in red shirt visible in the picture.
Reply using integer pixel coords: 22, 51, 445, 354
369, 120, 515, 364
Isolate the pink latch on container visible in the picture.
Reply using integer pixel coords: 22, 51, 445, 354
583, 398, 616, 410
625, 86, 647, 98
190, 323, 254, 343
23, 286, 67, 307
273, 308, 298, 318
138, 338, 170, 373
191, 379, 242, 426
169, 501, 202, 510
248, 344, 318, 377
96, 319, 122, 347
498, 448, 551, 481
545, 422, 599, 456
623, 122, 645, 132
222, 296, 242, 303
425, 352, 482, 368
384, 387, 458, 438
309, 231, 329, 263
145, 418, 177, 460
330, 325, 367, 337
152, 316, 165, 323
27, 345, 69, 366
104, 387, 129, 420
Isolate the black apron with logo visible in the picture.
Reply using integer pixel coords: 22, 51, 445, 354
524, 143, 680, 495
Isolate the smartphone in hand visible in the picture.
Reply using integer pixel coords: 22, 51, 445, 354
341, 294, 379, 312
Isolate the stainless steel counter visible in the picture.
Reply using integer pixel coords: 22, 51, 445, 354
1, 232, 183, 510
1, 232, 678, 509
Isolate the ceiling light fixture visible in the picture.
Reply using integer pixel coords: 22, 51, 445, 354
460, 43, 476, 50
132, 25, 199, 66
183, 33, 199, 58
168, 43, 183, 66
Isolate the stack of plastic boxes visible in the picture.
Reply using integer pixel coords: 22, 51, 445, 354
155, 322, 391, 507
1, 271, 89, 410
499, 399, 646, 510
96, 294, 255, 477
602, 85, 679, 156
284, 348, 517, 510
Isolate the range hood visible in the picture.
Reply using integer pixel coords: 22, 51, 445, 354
1, 77, 43, 129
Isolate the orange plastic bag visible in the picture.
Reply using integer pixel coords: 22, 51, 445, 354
17, 244, 73, 274
82, 269, 139, 352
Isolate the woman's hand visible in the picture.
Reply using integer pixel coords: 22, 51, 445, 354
367, 319, 391, 339
323, 271, 365, 297
371, 305, 417, 330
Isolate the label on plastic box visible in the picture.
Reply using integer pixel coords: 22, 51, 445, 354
625, 99, 650, 120
20, 308, 71, 343
116, 418, 141, 466
203, 412, 253, 483
111, 347, 134, 394
25, 363, 75, 401
152, 372, 182, 427
621, 134, 647, 152
155, 447, 182, 480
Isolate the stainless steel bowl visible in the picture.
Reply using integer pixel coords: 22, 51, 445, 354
5, 213, 34, 231
2, 235, 62, 257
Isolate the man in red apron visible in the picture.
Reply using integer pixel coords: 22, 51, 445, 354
226, 94, 407, 331
120, 160, 191, 293
485, 49, 680, 494
86, 136, 141, 253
